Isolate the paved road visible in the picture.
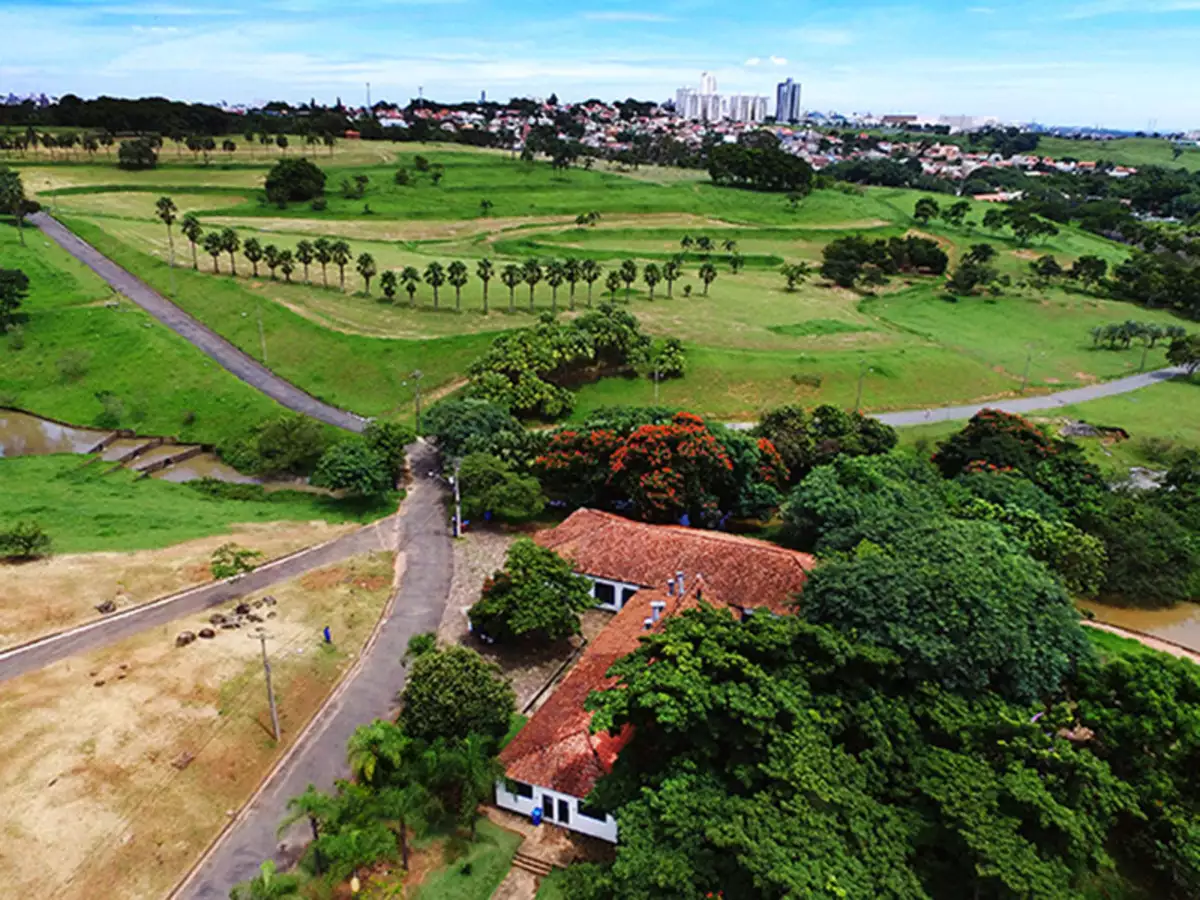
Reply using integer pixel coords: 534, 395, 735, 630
0, 517, 399, 683
174, 442, 452, 900
30, 212, 366, 433
728, 366, 1188, 430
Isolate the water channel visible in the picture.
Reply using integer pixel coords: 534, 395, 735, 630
0, 408, 325, 493
1079, 600, 1200, 654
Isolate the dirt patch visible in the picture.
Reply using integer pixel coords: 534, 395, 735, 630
300, 565, 351, 590
1012, 249, 1040, 261
0, 553, 395, 900
0, 521, 358, 649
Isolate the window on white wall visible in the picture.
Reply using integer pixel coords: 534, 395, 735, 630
578, 802, 607, 823
510, 781, 533, 799
594, 582, 616, 606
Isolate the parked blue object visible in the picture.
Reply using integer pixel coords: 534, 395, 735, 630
531, 806, 544, 826
323, 626, 331, 643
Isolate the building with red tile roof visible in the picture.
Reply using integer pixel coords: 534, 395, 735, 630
495, 511, 815, 841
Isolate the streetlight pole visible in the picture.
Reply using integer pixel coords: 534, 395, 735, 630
450, 457, 462, 538
251, 629, 280, 741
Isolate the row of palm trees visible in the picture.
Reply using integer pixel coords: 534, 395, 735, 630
156, 198, 724, 313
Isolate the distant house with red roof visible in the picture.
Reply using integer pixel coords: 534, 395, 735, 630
495, 509, 815, 842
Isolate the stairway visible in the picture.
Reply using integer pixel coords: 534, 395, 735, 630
511, 849, 558, 878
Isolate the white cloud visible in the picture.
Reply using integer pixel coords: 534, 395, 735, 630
769, 55, 787, 65
744, 56, 761, 66
582, 11, 672, 22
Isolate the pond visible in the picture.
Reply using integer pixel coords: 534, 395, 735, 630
1079, 599, 1200, 654
0, 410, 109, 458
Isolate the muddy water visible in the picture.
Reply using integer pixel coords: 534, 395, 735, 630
153, 453, 333, 495
0, 410, 108, 458
100, 438, 151, 462
128, 443, 191, 471
1079, 600, 1200, 654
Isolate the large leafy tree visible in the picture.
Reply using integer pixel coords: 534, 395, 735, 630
468, 537, 592, 643
311, 439, 393, 496
0, 167, 27, 246
456, 452, 544, 522
0, 268, 30, 333
264, 157, 326, 205
802, 517, 1092, 702
755, 403, 897, 486
397, 645, 515, 748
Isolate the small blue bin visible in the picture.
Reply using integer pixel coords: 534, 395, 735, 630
531, 806, 543, 826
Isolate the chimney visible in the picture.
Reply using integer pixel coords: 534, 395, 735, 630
676, 570, 685, 595
695, 573, 704, 601
643, 616, 654, 631
650, 600, 666, 623
667, 577, 676, 597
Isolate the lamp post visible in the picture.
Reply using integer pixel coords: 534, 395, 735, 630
250, 628, 280, 742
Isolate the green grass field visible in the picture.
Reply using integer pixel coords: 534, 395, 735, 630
0, 454, 389, 553
0, 221, 287, 445
1037, 135, 1200, 173
412, 820, 522, 900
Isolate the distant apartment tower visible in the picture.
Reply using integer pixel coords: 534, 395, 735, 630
700, 71, 717, 96
728, 94, 769, 123
776, 77, 802, 123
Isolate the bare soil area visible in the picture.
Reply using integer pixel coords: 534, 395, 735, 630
0, 520, 357, 649
0, 552, 394, 900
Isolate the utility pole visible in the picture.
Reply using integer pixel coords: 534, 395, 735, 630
855, 359, 871, 413
251, 629, 280, 742
450, 457, 462, 538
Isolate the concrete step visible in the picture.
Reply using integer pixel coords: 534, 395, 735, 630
512, 850, 556, 878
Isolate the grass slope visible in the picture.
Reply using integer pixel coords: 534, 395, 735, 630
413, 820, 523, 900
0, 455, 389, 553
0, 221, 285, 445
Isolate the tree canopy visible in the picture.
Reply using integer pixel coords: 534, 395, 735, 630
469, 538, 595, 643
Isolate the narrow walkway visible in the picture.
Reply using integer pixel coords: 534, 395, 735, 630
0, 516, 397, 683
173, 443, 452, 899
1084, 621, 1200, 665
30, 212, 366, 433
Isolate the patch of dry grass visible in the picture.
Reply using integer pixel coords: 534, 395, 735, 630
0, 552, 395, 900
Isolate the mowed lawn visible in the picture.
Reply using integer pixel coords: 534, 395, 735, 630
0, 455, 390, 554
0, 221, 286, 445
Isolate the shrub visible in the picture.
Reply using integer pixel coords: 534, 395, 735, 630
264, 157, 326, 205
469, 538, 594, 643
363, 420, 415, 479
56, 349, 90, 382
311, 439, 393, 497
210, 543, 263, 579
457, 452, 545, 522
397, 645, 515, 746
0, 520, 51, 560
117, 137, 157, 170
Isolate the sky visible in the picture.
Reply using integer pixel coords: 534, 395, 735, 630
2, 0, 1199, 131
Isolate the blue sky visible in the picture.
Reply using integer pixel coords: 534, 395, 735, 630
2, 0, 1199, 130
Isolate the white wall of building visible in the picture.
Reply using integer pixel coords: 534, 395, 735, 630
495, 780, 619, 843
584, 576, 642, 611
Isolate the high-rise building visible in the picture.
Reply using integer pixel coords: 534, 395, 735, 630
700, 71, 717, 96
675, 72, 767, 122
775, 77, 802, 123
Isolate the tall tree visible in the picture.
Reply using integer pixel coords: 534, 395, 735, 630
605, 269, 622, 301
447, 260, 469, 311
501, 264, 521, 313
243, 237, 264, 277
330, 239, 352, 291
379, 269, 398, 302
698, 261, 718, 295
424, 261, 446, 309
913, 196, 940, 224
356, 252, 377, 295
619, 259, 638, 300
476, 258, 494, 314
0, 167, 27, 246
563, 257, 582, 310
155, 196, 178, 267
0, 268, 30, 333
546, 259, 566, 313
522, 258, 543, 310
642, 262, 661, 300
180, 213, 202, 269
314, 237, 332, 288
662, 258, 681, 297
400, 266, 421, 306
581, 259, 602, 306
220, 227, 240, 276
263, 244, 281, 279
278, 248, 295, 283
203, 231, 224, 273
295, 239, 314, 283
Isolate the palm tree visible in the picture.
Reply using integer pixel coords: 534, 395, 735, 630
263, 244, 281, 279
357, 252, 377, 295
323, 132, 336, 156
279, 249, 296, 283
314, 237, 332, 288
722, 238, 738, 254
619, 259, 638, 301
276, 135, 289, 156
546, 259, 566, 313
331, 240, 352, 291
400, 266, 422, 306
680, 235, 693, 255
229, 860, 301, 900
181, 214, 203, 269
448, 733, 505, 840
580, 260, 602, 307
279, 785, 340, 872
501, 264, 521, 312
155, 196, 178, 268
243, 237, 264, 277
729, 252, 744, 274
781, 262, 812, 291
522, 259, 543, 310
663, 259, 681, 297
562, 258, 582, 310
696, 235, 714, 255
447, 261, 469, 311
222, 138, 237, 160
220, 227, 240, 276
479, 198, 494, 216
376, 782, 439, 871
380, 270, 398, 302
642, 263, 661, 300
424, 261, 446, 309
476, 258, 494, 313
203, 232, 224, 273
347, 720, 412, 787
698, 261, 718, 295
295, 239, 314, 283
605, 270, 622, 301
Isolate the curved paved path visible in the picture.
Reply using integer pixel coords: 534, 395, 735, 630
30, 212, 366, 433
173, 442, 452, 899
0, 516, 398, 684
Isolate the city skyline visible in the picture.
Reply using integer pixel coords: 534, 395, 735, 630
3, 0, 1200, 130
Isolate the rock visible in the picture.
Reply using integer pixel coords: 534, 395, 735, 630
95, 599, 117, 614
170, 751, 195, 771
253, 599, 264, 609
262, 596, 277, 607
235, 602, 251, 616
198, 628, 216, 639
93, 680, 106, 687
220, 622, 239, 630
119, 663, 128, 670
209, 613, 226, 626
267, 611, 277, 619
176, 631, 197, 647
246, 613, 264, 623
